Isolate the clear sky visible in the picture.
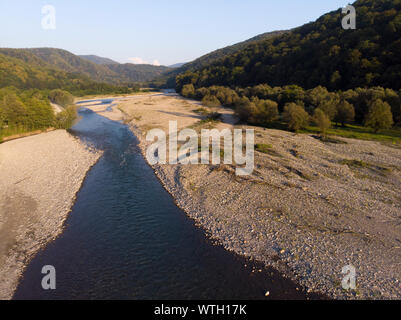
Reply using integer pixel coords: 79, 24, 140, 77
0, 0, 349, 66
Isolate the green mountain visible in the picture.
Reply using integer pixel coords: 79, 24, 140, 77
0, 51, 129, 96
106, 63, 170, 83
157, 30, 287, 87
79, 55, 119, 65
177, 30, 288, 73
176, 0, 401, 91
0, 48, 171, 84
168, 63, 186, 68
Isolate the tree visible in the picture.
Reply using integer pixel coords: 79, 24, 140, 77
1, 92, 28, 127
234, 97, 257, 122
0, 102, 5, 128
282, 103, 309, 131
255, 99, 279, 124
181, 84, 195, 98
364, 99, 394, 133
48, 89, 74, 107
335, 100, 355, 126
313, 108, 331, 135
202, 95, 221, 108
55, 105, 77, 129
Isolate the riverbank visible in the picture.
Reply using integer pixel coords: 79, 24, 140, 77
84, 94, 401, 299
0, 130, 101, 299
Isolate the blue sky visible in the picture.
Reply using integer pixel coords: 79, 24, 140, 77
0, 0, 349, 66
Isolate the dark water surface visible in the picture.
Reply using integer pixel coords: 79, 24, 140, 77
14, 103, 315, 300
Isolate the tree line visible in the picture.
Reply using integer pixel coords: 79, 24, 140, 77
181, 83, 400, 133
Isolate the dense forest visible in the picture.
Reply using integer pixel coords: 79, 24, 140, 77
176, 0, 401, 91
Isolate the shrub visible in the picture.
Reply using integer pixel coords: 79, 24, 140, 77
55, 105, 77, 129
313, 108, 331, 135
48, 89, 74, 107
364, 99, 394, 133
234, 97, 257, 122
254, 99, 279, 124
181, 84, 195, 98
202, 95, 221, 108
282, 103, 309, 131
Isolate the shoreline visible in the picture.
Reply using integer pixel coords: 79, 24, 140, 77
0, 130, 102, 299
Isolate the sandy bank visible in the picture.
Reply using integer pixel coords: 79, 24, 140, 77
0, 130, 101, 299
86, 94, 401, 299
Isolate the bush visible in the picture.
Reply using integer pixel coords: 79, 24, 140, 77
282, 103, 309, 131
364, 99, 394, 133
234, 97, 257, 122
255, 99, 279, 124
202, 95, 221, 108
48, 89, 74, 107
55, 105, 77, 129
313, 108, 331, 135
181, 84, 195, 98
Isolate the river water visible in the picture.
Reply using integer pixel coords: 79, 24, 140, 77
13, 100, 315, 300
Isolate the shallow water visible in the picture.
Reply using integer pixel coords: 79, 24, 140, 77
14, 103, 315, 300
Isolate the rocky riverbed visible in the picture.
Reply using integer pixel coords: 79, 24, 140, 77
0, 130, 101, 299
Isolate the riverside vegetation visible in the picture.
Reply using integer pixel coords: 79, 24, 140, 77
0, 88, 79, 140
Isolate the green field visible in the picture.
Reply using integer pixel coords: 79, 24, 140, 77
300, 124, 401, 145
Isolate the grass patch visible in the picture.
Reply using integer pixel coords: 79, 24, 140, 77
312, 135, 348, 144
300, 124, 401, 145
340, 159, 392, 177
255, 143, 273, 154
340, 159, 368, 168
192, 112, 222, 129
0, 126, 51, 142
255, 143, 282, 158
260, 120, 401, 145
193, 107, 210, 115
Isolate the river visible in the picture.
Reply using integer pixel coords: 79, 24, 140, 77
13, 100, 315, 300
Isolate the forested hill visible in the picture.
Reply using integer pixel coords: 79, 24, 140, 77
0, 48, 123, 84
0, 52, 130, 96
176, 0, 401, 91
0, 48, 171, 84
157, 30, 287, 87
79, 55, 119, 65
176, 30, 288, 73
106, 63, 171, 83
